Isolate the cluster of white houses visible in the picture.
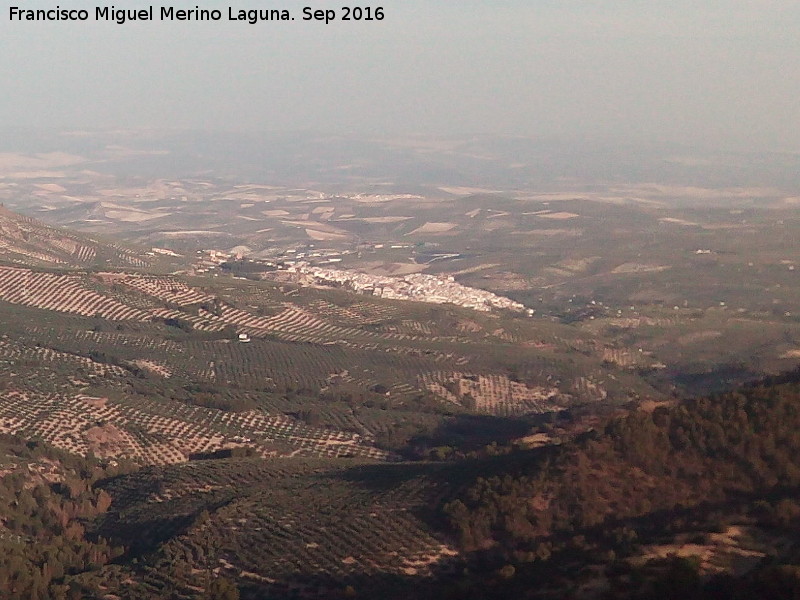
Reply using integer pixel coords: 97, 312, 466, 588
285, 263, 529, 314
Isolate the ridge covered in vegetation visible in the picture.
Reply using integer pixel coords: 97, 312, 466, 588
439, 372, 800, 598
4, 374, 800, 598
0, 434, 135, 599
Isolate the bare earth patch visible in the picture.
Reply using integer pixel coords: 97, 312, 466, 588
78, 395, 108, 408
439, 186, 501, 195
537, 211, 580, 220
358, 261, 428, 276
659, 217, 700, 226
511, 228, 582, 237
305, 228, 350, 241
85, 424, 131, 459
407, 222, 457, 235
34, 183, 67, 193
634, 526, 786, 577
611, 263, 671, 274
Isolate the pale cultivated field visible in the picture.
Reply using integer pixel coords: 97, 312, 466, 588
659, 217, 700, 226
34, 183, 67, 193
407, 222, 457, 235
537, 211, 580, 220
0, 152, 85, 173
359, 261, 428, 276
511, 228, 582, 237
305, 228, 350, 241
337, 216, 414, 223
438, 186, 500, 195
611, 263, 671, 274
104, 210, 169, 222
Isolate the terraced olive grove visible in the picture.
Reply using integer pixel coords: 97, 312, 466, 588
1, 138, 800, 600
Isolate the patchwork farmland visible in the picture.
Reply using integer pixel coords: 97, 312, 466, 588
0, 258, 652, 473
0, 214, 674, 600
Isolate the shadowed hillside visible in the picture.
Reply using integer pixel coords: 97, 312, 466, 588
0, 375, 792, 599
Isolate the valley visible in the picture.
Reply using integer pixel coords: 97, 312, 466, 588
0, 132, 799, 599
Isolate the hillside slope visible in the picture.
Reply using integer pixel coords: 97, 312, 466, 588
0, 205, 165, 269
438, 373, 800, 599
31, 375, 800, 600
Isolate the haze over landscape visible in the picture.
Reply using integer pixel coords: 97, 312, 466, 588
2, 1, 799, 150
1, 3, 800, 600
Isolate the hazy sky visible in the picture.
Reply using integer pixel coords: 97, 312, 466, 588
1, 1, 798, 151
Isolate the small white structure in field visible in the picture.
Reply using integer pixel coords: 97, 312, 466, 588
238, 333, 251, 343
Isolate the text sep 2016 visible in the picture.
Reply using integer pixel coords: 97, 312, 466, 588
8, 6, 385, 25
